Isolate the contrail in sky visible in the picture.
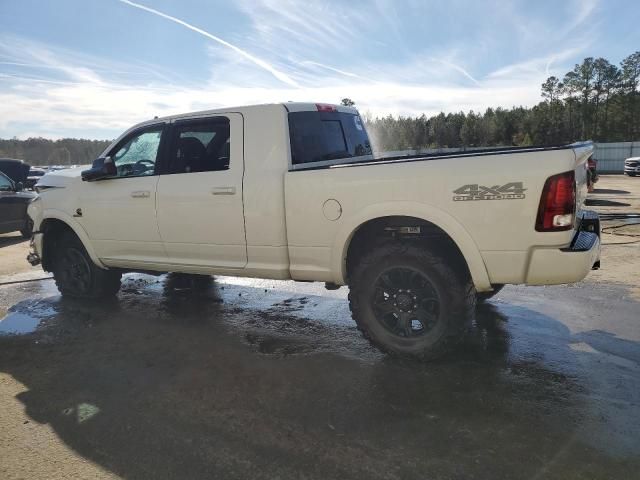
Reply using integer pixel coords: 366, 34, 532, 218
431, 59, 481, 86
300, 61, 367, 80
117, 0, 300, 87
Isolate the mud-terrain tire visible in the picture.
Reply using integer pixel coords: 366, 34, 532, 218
348, 242, 475, 360
52, 231, 121, 298
477, 284, 505, 303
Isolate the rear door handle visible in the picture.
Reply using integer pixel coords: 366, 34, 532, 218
130, 191, 150, 198
211, 187, 236, 195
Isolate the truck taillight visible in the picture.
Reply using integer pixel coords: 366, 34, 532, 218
316, 103, 337, 112
535, 171, 576, 232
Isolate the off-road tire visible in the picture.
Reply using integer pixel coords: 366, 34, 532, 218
52, 231, 121, 298
477, 284, 505, 302
348, 242, 475, 360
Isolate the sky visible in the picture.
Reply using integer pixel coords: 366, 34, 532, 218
0, 0, 638, 140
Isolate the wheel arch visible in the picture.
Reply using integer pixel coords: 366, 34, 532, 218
333, 203, 492, 291
40, 210, 105, 271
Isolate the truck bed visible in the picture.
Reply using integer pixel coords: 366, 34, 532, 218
291, 142, 593, 171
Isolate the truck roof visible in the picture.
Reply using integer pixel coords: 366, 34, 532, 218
140, 102, 359, 127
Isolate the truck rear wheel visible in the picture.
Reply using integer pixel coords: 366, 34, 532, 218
52, 231, 121, 298
348, 242, 475, 360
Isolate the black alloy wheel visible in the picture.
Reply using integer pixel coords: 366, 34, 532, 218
371, 267, 440, 338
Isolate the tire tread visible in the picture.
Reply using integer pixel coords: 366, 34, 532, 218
348, 241, 475, 360
53, 231, 121, 298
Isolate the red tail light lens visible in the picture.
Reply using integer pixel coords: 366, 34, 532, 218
535, 171, 576, 232
316, 103, 337, 112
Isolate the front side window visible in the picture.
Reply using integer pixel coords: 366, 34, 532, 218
110, 127, 163, 178
0, 173, 13, 191
168, 118, 230, 174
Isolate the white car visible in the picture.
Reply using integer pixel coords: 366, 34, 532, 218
624, 157, 640, 176
27, 102, 601, 359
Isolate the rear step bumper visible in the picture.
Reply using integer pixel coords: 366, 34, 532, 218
562, 210, 600, 254
525, 210, 601, 285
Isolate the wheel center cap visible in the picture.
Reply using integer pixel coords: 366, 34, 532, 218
396, 293, 413, 311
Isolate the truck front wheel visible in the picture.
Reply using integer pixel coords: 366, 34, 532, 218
348, 242, 475, 360
477, 284, 504, 302
51, 231, 122, 298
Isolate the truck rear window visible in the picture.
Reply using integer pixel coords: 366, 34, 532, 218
288, 111, 372, 165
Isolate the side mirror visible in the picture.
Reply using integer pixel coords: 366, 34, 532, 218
15, 181, 24, 192
82, 156, 117, 182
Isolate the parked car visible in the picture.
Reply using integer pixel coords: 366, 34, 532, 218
587, 156, 598, 192
0, 171, 36, 237
624, 157, 640, 176
27, 102, 601, 360
26, 167, 47, 190
0, 158, 30, 185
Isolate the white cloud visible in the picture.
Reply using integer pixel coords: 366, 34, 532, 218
0, 0, 602, 139
0, 71, 546, 139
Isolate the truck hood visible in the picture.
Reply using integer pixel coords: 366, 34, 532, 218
36, 166, 87, 189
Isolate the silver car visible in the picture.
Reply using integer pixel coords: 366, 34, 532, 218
624, 157, 640, 177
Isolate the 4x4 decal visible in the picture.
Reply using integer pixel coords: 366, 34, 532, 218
453, 182, 526, 201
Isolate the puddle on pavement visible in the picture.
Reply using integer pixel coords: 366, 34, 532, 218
0, 299, 58, 335
103, 273, 518, 361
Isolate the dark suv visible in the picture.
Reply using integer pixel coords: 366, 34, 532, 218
0, 171, 36, 237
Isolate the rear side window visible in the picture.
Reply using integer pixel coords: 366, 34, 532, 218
289, 111, 372, 165
168, 117, 230, 174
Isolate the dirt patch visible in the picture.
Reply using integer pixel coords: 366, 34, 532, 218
0, 233, 41, 278
587, 175, 640, 299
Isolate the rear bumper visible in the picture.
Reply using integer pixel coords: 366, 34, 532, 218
525, 210, 601, 285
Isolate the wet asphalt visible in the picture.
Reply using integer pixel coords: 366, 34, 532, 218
1, 273, 639, 479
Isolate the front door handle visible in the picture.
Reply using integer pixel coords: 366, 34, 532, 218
131, 190, 150, 198
211, 187, 236, 195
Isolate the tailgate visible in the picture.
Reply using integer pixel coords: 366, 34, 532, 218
572, 142, 594, 212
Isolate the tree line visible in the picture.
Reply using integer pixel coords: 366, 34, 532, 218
0, 137, 111, 167
359, 50, 640, 151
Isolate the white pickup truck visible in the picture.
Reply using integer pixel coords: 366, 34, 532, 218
27, 102, 601, 359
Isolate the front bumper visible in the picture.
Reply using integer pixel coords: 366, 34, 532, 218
525, 210, 601, 285
27, 232, 43, 266
624, 166, 640, 174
